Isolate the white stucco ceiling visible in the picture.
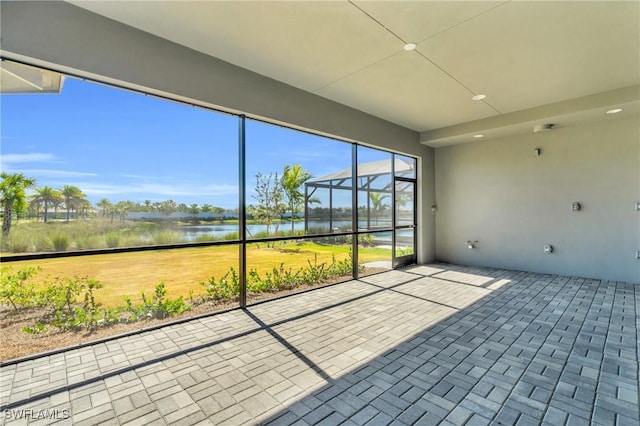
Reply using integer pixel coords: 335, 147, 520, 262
68, 0, 639, 146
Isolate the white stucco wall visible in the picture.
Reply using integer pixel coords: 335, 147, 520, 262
435, 114, 640, 283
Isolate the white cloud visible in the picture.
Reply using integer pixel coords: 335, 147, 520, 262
75, 181, 238, 199
1, 153, 59, 164
8, 169, 97, 178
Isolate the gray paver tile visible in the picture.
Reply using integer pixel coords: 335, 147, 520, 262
0, 266, 637, 426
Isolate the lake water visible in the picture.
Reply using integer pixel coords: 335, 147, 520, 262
181, 220, 393, 241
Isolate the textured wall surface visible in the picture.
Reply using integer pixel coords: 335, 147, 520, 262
435, 115, 640, 283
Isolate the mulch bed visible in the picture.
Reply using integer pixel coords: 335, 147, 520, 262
0, 272, 387, 362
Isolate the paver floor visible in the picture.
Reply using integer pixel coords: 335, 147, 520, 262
1, 263, 638, 425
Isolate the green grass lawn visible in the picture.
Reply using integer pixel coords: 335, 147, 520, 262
3, 242, 390, 308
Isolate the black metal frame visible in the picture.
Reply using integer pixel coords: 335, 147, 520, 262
1, 59, 419, 310
392, 177, 417, 269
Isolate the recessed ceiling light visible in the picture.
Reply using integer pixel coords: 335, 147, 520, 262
473, 134, 484, 138
533, 123, 554, 133
472, 94, 486, 101
606, 108, 623, 114
403, 43, 417, 51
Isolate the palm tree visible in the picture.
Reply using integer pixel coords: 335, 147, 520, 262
115, 200, 135, 222
0, 173, 36, 237
369, 192, 390, 226
159, 199, 177, 216
188, 203, 201, 219
52, 195, 63, 220
75, 198, 92, 219
281, 165, 318, 235
97, 198, 112, 218
61, 185, 86, 222
31, 186, 61, 223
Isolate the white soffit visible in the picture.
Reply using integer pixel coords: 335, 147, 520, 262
421, 85, 640, 147
419, 1, 640, 114
0, 61, 64, 94
316, 49, 497, 131
66, 1, 640, 145
67, 1, 402, 93
351, 0, 505, 43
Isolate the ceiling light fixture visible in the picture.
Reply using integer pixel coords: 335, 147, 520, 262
606, 108, 623, 114
474, 134, 484, 138
403, 43, 417, 51
533, 123, 554, 133
472, 94, 486, 101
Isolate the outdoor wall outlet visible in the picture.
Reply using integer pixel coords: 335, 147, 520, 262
571, 202, 581, 211
544, 244, 553, 253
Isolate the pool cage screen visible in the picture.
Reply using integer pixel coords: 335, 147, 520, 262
303, 157, 415, 233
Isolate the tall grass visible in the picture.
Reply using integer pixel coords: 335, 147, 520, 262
1, 219, 168, 254
104, 233, 121, 248
152, 230, 183, 245
51, 234, 70, 251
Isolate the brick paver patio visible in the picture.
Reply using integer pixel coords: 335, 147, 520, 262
1, 263, 638, 425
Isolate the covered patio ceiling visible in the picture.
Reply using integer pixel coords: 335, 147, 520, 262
68, 0, 639, 147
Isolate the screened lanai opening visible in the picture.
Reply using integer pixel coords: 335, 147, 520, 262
304, 152, 417, 270
0, 61, 419, 360
305, 157, 415, 231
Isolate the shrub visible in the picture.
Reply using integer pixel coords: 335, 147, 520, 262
137, 282, 190, 319
0, 266, 41, 310
201, 268, 240, 301
358, 234, 375, 246
327, 253, 353, 277
22, 322, 46, 334
14, 270, 194, 333
51, 234, 71, 251
300, 254, 328, 284
14, 275, 104, 332
247, 263, 300, 293
81, 279, 104, 328
40, 276, 88, 330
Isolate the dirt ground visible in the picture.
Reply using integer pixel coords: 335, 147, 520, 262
0, 271, 386, 362
0, 299, 238, 362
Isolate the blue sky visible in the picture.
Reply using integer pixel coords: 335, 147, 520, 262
1, 77, 390, 209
